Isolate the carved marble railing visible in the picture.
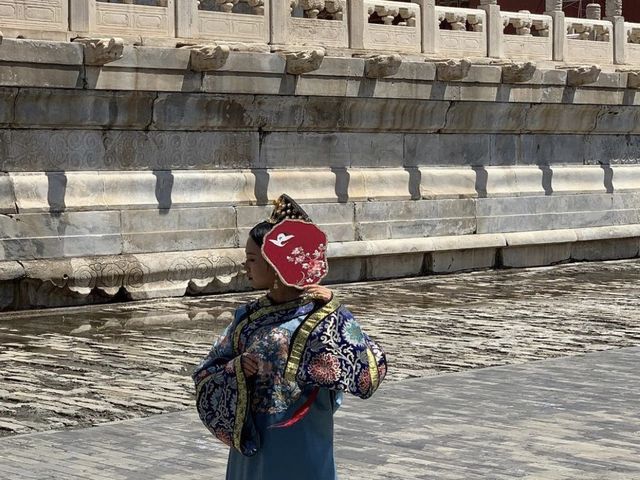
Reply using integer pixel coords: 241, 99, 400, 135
71, 0, 175, 38
501, 10, 552, 61
2, 0, 640, 68
565, 17, 614, 64
176, 0, 268, 43
434, 6, 486, 58
0, 0, 68, 40
626, 22, 640, 65
271, 0, 348, 49
352, 0, 421, 53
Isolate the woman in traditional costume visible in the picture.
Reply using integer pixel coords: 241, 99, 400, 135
192, 195, 387, 480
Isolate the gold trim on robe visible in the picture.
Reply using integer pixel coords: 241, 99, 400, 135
233, 356, 248, 451
284, 299, 340, 383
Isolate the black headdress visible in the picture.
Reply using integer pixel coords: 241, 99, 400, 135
268, 194, 312, 224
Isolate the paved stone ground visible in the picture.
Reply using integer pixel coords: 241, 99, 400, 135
1, 347, 638, 479
1, 259, 640, 435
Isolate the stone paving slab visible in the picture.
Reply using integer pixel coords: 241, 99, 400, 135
1, 347, 639, 480
1, 260, 640, 436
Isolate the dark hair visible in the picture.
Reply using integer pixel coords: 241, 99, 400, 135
248, 221, 273, 247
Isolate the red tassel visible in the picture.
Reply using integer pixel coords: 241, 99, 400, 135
269, 387, 320, 429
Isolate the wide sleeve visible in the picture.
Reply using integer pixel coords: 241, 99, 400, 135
192, 307, 259, 456
290, 303, 387, 400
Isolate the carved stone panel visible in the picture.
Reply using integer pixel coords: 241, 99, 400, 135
93, 0, 175, 37
0, 0, 68, 33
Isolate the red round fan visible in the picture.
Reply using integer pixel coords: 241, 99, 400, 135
262, 219, 328, 287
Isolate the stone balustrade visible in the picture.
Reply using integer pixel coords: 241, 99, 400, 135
360, 0, 421, 52
626, 22, 640, 64
1, 1, 640, 65
434, 6, 486, 58
272, 0, 348, 50
70, 0, 175, 39
501, 10, 552, 61
565, 16, 614, 64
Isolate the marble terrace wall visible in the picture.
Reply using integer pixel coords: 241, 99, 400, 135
0, 0, 639, 309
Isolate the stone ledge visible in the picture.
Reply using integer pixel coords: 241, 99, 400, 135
4, 91, 640, 134
2, 225, 639, 309
0, 42, 638, 104
0, 39, 83, 65
0, 174, 16, 214
6, 166, 640, 214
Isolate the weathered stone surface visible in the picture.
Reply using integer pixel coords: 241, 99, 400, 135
185, 44, 230, 72
525, 104, 601, 133
362, 54, 402, 79
593, 106, 640, 134
519, 134, 588, 164
428, 248, 497, 273
585, 135, 640, 165
0, 64, 82, 89
436, 59, 471, 81
283, 48, 325, 75
0, 39, 82, 65
0, 211, 122, 261
0, 88, 16, 125
0, 260, 24, 281
563, 65, 602, 87
501, 243, 572, 267
74, 37, 125, 66
0, 130, 258, 171
501, 62, 537, 84
9, 171, 256, 213
477, 193, 640, 234
236, 203, 356, 244
365, 252, 424, 279
572, 237, 640, 261
442, 102, 527, 133
405, 133, 517, 167
0, 174, 16, 214
121, 207, 238, 254
355, 199, 476, 240
152, 93, 304, 131
83, 45, 201, 91
628, 71, 640, 89
299, 57, 365, 78
333, 98, 448, 133
259, 132, 404, 168
14, 90, 155, 129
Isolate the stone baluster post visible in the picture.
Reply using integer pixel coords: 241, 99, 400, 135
585, 3, 601, 20
411, 0, 437, 54
479, 0, 502, 58
69, 0, 97, 34
175, 0, 199, 39
271, 0, 290, 47
545, 0, 565, 61
605, 0, 625, 64
348, 0, 366, 50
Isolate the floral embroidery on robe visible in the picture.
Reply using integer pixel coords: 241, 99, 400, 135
192, 296, 387, 461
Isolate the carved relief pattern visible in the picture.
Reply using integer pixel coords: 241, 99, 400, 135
0, 130, 255, 172
0, 0, 67, 30
567, 21, 611, 42
167, 255, 240, 286
94, 0, 173, 37
628, 27, 640, 45
97, 0, 168, 6
437, 9, 483, 33
198, 0, 264, 15
290, 0, 344, 21
70, 259, 150, 294
502, 13, 550, 37
368, 2, 417, 27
